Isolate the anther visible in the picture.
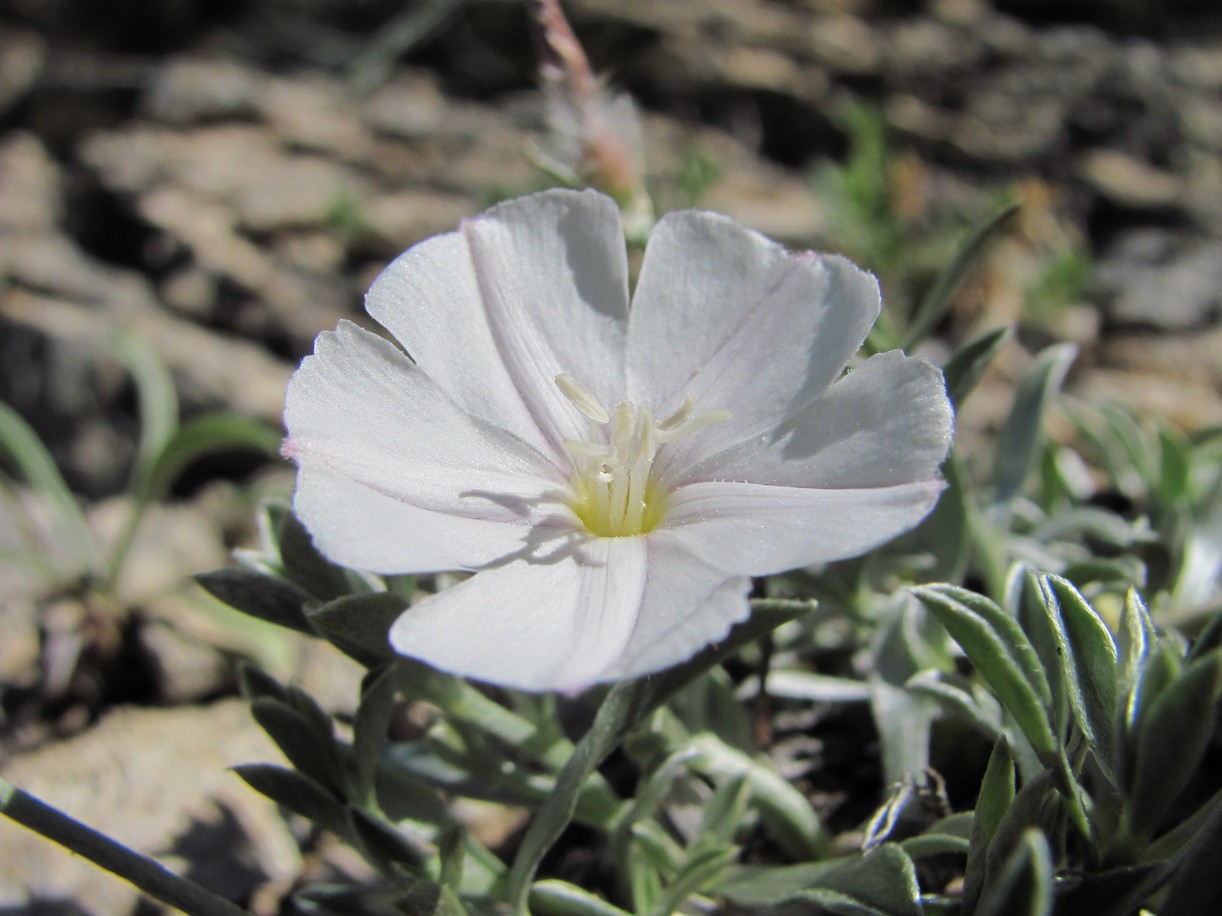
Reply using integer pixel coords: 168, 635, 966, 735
556, 373, 609, 424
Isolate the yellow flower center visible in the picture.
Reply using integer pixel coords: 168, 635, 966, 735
556, 373, 729, 537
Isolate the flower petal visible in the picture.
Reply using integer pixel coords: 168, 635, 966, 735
661, 478, 946, 576
390, 537, 648, 692
626, 210, 880, 460
366, 189, 629, 458
684, 351, 953, 488
390, 533, 753, 691
597, 532, 752, 681
284, 321, 561, 574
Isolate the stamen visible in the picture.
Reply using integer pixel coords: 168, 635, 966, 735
658, 394, 695, 432
556, 373, 609, 424
555, 374, 731, 537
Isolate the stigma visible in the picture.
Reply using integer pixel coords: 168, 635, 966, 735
556, 373, 729, 537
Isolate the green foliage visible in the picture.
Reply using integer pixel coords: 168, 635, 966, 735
0, 331, 281, 597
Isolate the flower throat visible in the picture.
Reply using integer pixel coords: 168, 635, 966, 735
556, 373, 729, 537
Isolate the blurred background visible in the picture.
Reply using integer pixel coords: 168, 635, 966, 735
1, 0, 1220, 910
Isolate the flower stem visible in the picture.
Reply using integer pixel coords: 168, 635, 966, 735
0, 777, 250, 916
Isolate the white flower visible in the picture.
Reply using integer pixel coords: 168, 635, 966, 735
283, 189, 953, 692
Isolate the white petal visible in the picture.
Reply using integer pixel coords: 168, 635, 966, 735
626, 210, 879, 463
597, 532, 752, 681
684, 352, 953, 488
661, 479, 947, 576
366, 189, 629, 457
390, 537, 649, 692
284, 321, 562, 574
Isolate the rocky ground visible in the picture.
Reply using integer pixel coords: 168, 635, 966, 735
1, 0, 1221, 911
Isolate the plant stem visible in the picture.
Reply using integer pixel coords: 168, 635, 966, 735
0, 777, 250, 916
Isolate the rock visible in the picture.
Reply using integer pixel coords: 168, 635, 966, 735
144, 57, 262, 124
805, 13, 880, 74
1, 289, 293, 423
0, 29, 44, 116
1096, 230, 1222, 330
0, 133, 60, 233
256, 74, 375, 161
88, 499, 230, 608
361, 69, 449, 140
1078, 149, 1184, 211
0, 701, 300, 913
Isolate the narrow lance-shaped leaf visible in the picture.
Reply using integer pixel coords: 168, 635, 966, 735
912, 585, 1057, 757
1117, 588, 1156, 730
0, 401, 101, 574
233, 764, 350, 836
307, 592, 407, 667
107, 330, 178, 497
350, 806, 430, 878
903, 202, 1020, 351
194, 568, 314, 634
1125, 650, 1222, 847
1018, 570, 1069, 742
942, 325, 1012, 408
795, 844, 923, 916
686, 732, 824, 860
353, 664, 399, 805
992, 343, 1077, 504
964, 737, 1015, 914
530, 880, 634, 916
975, 829, 1054, 916
1039, 575, 1120, 784
648, 846, 739, 916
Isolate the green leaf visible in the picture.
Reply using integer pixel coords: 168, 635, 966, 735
233, 764, 350, 835
900, 812, 974, 859
250, 697, 349, 800
964, 737, 1015, 913
797, 844, 923, 916
354, 665, 398, 804
981, 771, 1060, 904
401, 883, 468, 916
718, 846, 922, 915
913, 585, 1057, 757
694, 773, 750, 852
195, 568, 314, 633
1126, 650, 1222, 845
307, 592, 407, 667
992, 343, 1077, 504
350, 807, 429, 878
869, 676, 936, 784
1120, 642, 1180, 779
975, 829, 1053, 916
905, 671, 1003, 740
1118, 589, 1157, 738
1143, 791, 1222, 916
0, 400, 100, 574
942, 326, 1012, 407
437, 826, 465, 893
1038, 575, 1119, 783
1157, 427, 1191, 503
278, 510, 356, 603
107, 330, 178, 496
911, 455, 971, 584
903, 203, 1020, 351
761, 670, 871, 703
686, 732, 824, 860
141, 412, 281, 503
506, 599, 813, 911
716, 861, 843, 907
530, 880, 633, 916
649, 846, 738, 916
